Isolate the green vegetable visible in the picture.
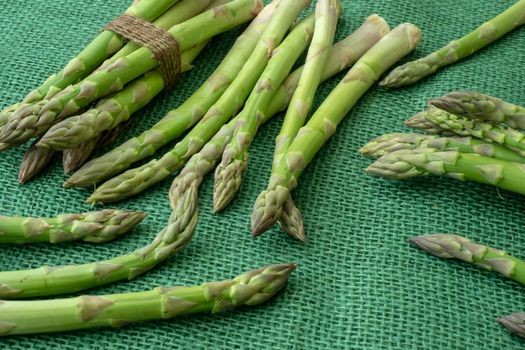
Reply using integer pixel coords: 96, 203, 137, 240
0, 0, 262, 144
213, 13, 319, 212
252, 23, 422, 236
18, 140, 56, 184
359, 133, 525, 163
64, 0, 282, 187
405, 107, 525, 157
0, 209, 145, 244
85, 0, 312, 204
380, 0, 525, 87
0, 263, 295, 336
430, 91, 525, 129
497, 313, 525, 338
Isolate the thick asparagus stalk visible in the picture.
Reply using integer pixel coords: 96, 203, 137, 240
0, 263, 295, 336
213, 13, 319, 213
18, 140, 56, 184
360, 133, 525, 163
252, 23, 422, 236
365, 148, 525, 195
86, 0, 312, 204
409, 234, 525, 285
0, 0, 262, 144
65, 0, 282, 187
38, 43, 207, 151
0, 210, 145, 244
497, 313, 525, 338
380, 0, 525, 87
430, 91, 525, 129
406, 107, 525, 157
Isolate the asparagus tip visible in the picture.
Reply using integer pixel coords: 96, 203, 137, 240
497, 313, 525, 338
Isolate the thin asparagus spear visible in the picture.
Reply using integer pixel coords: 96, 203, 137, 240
213, 13, 318, 212
406, 107, 525, 157
409, 234, 525, 285
0, 210, 145, 244
86, 0, 311, 204
497, 313, 525, 338
359, 133, 525, 163
380, 0, 525, 87
252, 23, 422, 236
64, 0, 282, 187
0, 0, 262, 144
430, 91, 525, 129
18, 140, 56, 184
0, 263, 295, 336
365, 148, 525, 196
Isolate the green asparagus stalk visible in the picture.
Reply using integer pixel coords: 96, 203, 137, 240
213, 13, 319, 212
365, 148, 525, 195
430, 91, 525, 129
38, 43, 207, 150
409, 234, 525, 285
0, 209, 145, 244
497, 313, 525, 338
380, 0, 525, 88
0, 0, 262, 144
85, 0, 312, 204
359, 133, 525, 163
64, 0, 282, 188
0, 263, 295, 336
406, 107, 525, 157
252, 23, 422, 236
18, 140, 56, 184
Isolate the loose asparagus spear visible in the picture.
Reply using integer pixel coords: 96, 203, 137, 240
252, 23, 422, 236
86, 0, 312, 204
365, 148, 525, 195
0, 263, 295, 336
497, 313, 525, 338
430, 91, 525, 130
0, 210, 145, 244
409, 234, 525, 285
360, 133, 525, 163
213, 13, 319, 212
18, 140, 56, 184
38, 43, 207, 150
64, 0, 282, 187
0, 0, 262, 144
380, 0, 525, 87
406, 107, 525, 157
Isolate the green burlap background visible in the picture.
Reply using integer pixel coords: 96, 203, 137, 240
1, 0, 525, 348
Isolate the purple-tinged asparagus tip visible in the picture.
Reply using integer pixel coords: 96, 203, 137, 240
497, 313, 525, 338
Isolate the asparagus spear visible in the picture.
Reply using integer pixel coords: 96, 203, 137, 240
380, 0, 525, 87
38, 43, 207, 151
430, 91, 525, 130
252, 23, 422, 236
365, 148, 525, 195
64, 0, 282, 187
85, 0, 312, 204
409, 234, 525, 285
406, 107, 525, 157
0, 209, 145, 244
0, 263, 295, 336
0, 0, 262, 144
360, 133, 525, 163
18, 140, 56, 184
497, 313, 525, 338
213, 13, 319, 212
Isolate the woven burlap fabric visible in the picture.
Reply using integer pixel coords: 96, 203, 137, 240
0, 0, 524, 348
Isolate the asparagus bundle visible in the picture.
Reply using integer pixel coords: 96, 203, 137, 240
213, 0, 341, 216
0, 263, 295, 336
0, 0, 263, 145
168, 15, 389, 241
65, 0, 283, 187
380, 0, 525, 87
84, 0, 312, 204
252, 23, 422, 237
0, 210, 145, 244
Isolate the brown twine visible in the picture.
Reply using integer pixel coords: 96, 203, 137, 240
105, 14, 181, 87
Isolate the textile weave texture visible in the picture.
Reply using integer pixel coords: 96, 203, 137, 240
1, 0, 524, 348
